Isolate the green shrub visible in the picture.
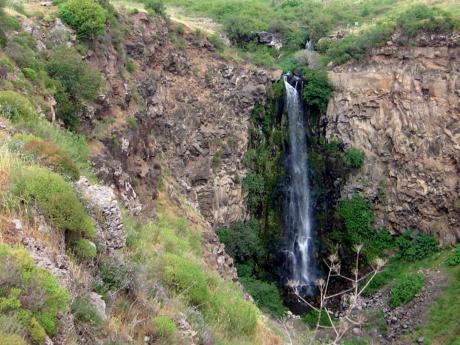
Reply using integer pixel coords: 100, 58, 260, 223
72, 239, 97, 259
0, 331, 27, 345
0, 244, 70, 337
59, 0, 107, 39
163, 254, 209, 305
143, 0, 165, 16
29, 317, 47, 344
242, 172, 265, 213
208, 34, 225, 51
302, 68, 333, 114
46, 46, 101, 129
94, 259, 131, 296
0, 57, 14, 73
14, 165, 95, 237
396, 231, 439, 262
389, 273, 424, 307
20, 137, 80, 180
0, 91, 34, 121
5, 41, 42, 70
446, 246, 460, 266
126, 59, 135, 73
338, 194, 374, 247
216, 219, 262, 263
396, 5, 457, 38
303, 309, 333, 328
46, 46, 101, 102
152, 315, 176, 339
240, 277, 287, 317
206, 282, 258, 336
345, 147, 364, 169
22, 67, 38, 81
71, 296, 103, 327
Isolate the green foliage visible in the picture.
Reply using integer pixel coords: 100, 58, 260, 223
446, 246, 460, 266
152, 315, 176, 339
94, 259, 131, 296
396, 4, 457, 38
396, 231, 439, 262
338, 194, 374, 248
46, 46, 101, 101
0, 331, 27, 345
302, 68, 333, 114
126, 59, 136, 73
19, 136, 80, 180
216, 220, 262, 263
71, 296, 103, 327
72, 239, 97, 259
344, 147, 364, 169
240, 277, 287, 317
0, 91, 34, 121
303, 309, 334, 328
206, 282, 258, 336
242, 172, 265, 213
46, 45, 102, 129
29, 317, 47, 344
208, 34, 225, 52
211, 149, 223, 168
163, 254, 209, 305
5, 35, 43, 70
14, 165, 95, 236
389, 273, 424, 307
143, 0, 165, 16
59, 0, 107, 39
22, 68, 38, 81
0, 244, 70, 337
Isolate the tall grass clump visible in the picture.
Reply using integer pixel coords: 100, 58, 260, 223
14, 165, 95, 237
0, 244, 70, 337
0, 91, 34, 121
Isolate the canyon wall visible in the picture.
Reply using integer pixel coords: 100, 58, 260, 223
326, 33, 460, 244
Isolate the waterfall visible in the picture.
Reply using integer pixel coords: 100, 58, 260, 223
284, 76, 316, 295
305, 40, 314, 51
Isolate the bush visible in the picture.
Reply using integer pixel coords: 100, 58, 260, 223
206, 282, 258, 336
240, 277, 287, 317
152, 315, 176, 339
46, 46, 101, 102
29, 317, 47, 344
46, 46, 101, 128
22, 68, 38, 81
0, 244, 70, 337
396, 5, 457, 38
345, 147, 364, 169
94, 259, 131, 296
5, 41, 42, 70
223, 16, 255, 43
216, 219, 262, 263
338, 194, 374, 247
242, 172, 265, 213
0, 91, 34, 121
72, 239, 97, 259
0, 331, 27, 345
71, 296, 103, 327
14, 165, 95, 237
446, 246, 460, 266
302, 68, 333, 114
143, 0, 165, 16
163, 254, 209, 306
59, 0, 107, 39
389, 273, 424, 307
303, 309, 333, 328
19, 136, 80, 180
396, 231, 439, 262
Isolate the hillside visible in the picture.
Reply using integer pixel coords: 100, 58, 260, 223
0, 0, 459, 345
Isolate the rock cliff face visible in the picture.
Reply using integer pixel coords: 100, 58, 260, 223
326, 33, 460, 243
90, 13, 277, 229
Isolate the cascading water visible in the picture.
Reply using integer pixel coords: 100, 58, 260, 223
283, 75, 316, 295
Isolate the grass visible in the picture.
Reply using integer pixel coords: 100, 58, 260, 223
124, 180, 269, 344
415, 259, 460, 345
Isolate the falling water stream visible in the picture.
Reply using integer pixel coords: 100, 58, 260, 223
284, 75, 316, 295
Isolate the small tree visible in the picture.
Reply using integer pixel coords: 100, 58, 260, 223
59, 0, 107, 39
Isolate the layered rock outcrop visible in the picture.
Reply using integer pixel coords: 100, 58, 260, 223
326, 33, 460, 243
90, 13, 278, 228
